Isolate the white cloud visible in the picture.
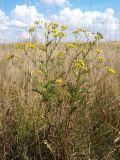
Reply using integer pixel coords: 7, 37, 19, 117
51, 7, 120, 40
41, 0, 70, 7
9, 20, 27, 28
0, 5, 120, 42
0, 5, 45, 42
22, 31, 31, 40
0, 9, 9, 31
11, 5, 44, 26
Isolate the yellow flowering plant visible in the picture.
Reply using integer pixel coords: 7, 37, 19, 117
9, 21, 117, 114
8, 21, 117, 107
7, 21, 117, 159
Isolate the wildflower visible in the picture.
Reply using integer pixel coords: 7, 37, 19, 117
16, 43, 20, 49
98, 56, 105, 63
85, 43, 90, 48
16, 43, 25, 49
43, 140, 52, 152
81, 48, 87, 54
29, 27, 36, 33
94, 49, 102, 54
94, 32, 104, 40
61, 24, 68, 31
45, 22, 58, 31
66, 43, 76, 49
72, 28, 86, 34
31, 69, 42, 75
26, 43, 36, 49
55, 79, 63, 85
106, 67, 116, 74
51, 29, 58, 34
15, 54, 20, 60
96, 57, 105, 68
57, 51, 63, 60
34, 21, 40, 25
74, 59, 86, 70
38, 44, 46, 50
50, 22, 58, 29
58, 32, 66, 37
74, 41, 83, 46
52, 33, 58, 37
53, 32, 66, 38
44, 23, 50, 30
6, 54, 15, 61
85, 32, 92, 36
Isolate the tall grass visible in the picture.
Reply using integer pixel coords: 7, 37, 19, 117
0, 23, 120, 160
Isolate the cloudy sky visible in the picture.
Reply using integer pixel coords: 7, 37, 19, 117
0, 0, 120, 42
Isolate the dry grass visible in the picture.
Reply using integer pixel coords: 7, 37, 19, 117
0, 42, 120, 160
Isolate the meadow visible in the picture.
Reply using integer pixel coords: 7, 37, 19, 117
0, 22, 120, 160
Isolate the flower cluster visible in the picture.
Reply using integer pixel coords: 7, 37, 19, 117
6, 54, 20, 61
26, 43, 37, 49
29, 27, 36, 33
55, 79, 64, 85
66, 42, 77, 49
53, 31, 66, 38
16, 42, 37, 49
38, 44, 46, 50
6, 54, 15, 61
94, 49, 102, 54
94, 32, 104, 40
72, 28, 86, 34
81, 48, 87, 54
31, 69, 42, 76
106, 67, 116, 74
57, 51, 63, 60
61, 24, 68, 31
74, 59, 86, 70
16, 43, 25, 49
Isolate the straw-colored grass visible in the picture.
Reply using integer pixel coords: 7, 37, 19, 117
0, 41, 120, 160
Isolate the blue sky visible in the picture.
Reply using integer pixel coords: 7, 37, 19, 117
1, 0, 120, 15
74, 0, 120, 11
0, 0, 120, 42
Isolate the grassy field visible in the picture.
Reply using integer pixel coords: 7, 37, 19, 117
0, 37, 120, 160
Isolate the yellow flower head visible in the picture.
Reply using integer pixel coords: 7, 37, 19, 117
106, 67, 116, 74
55, 79, 63, 85
57, 51, 63, 60
94, 49, 102, 54
51, 29, 58, 34
98, 56, 105, 63
6, 54, 15, 61
45, 22, 58, 31
74, 59, 86, 70
29, 27, 36, 33
66, 42, 76, 49
43, 140, 52, 151
26, 43, 36, 49
85, 42, 90, 48
74, 41, 83, 46
34, 21, 40, 25
50, 22, 58, 29
53, 31, 66, 38
45, 23, 50, 30
52, 33, 58, 37
38, 44, 46, 50
81, 48, 87, 54
16, 43, 25, 49
72, 28, 86, 34
94, 32, 104, 40
31, 69, 42, 75
61, 24, 68, 31
15, 54, 21, 60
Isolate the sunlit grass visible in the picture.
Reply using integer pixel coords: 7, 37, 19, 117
0, 22, 120, 160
